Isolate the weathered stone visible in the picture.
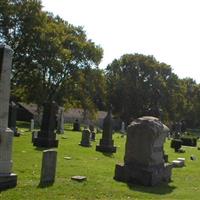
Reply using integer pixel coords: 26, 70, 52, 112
8, 101, 20, 136
73, 119, 80, 131
33, 102, 58, 148
71, 176, 87, 182
30, 119, 34, 131
120, 121, 125, 134
79, 129, 91, 147
177, 157, 185, 165
57, 107, 64, 134
96, 106, 116, 153
172, 160, 184, 167
40, 149, 57, 186
114, 116, 173, 186
0, 44, 17, 190
91, 131, 96, 141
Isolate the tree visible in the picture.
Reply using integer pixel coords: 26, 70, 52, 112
106, 54, 175, 123
0, 0, 103, 108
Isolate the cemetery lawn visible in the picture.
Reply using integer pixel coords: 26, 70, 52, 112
1, 123, 200, 200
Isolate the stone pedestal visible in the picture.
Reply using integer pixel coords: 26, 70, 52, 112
79, 129, 91, 147
0, 44, 17, 189
33, 102, 58, 148
96, 106, 116, 153
114, 116, 173, 186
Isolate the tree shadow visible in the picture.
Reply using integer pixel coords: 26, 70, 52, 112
37, 181, 54, 188
127, 181, 176, 195
34, 147, 47, 151
102, 152, 115, 158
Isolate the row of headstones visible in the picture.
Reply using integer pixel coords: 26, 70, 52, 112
0, 44, 174, 189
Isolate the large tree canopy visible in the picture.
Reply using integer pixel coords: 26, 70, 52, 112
0, 0, 103, 107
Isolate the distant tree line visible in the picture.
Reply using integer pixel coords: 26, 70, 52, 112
1, 0, 200, 127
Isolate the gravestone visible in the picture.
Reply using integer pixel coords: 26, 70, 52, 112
120, 121, 125, 133
33, 102, 59, 148
73, 119, 80, 131
79, 128, 91, 147
8, 101, 20, 136
89, 124, 95, 141
114, 116, 173, 186
91, 131, 96, 141
40, 149, 57, 186
0, 44, 17, 189
57, 107, 64, 134
30, 119, 34, 131
96, 106, 116, 153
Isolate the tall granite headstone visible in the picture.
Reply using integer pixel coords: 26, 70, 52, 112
96, 106, 116, 153
114, 116, 173, 186
0, 44, 17, 189
33, 102, 59, 148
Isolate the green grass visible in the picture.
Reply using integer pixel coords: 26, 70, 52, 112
1, 123, 200, 199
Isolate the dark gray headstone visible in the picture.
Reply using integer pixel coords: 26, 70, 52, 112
96, 106, 116, 153
73, 119, 80, 131
114, 116, 173, 186
79, 129, 91, 147
33, 102, 59, 148
40, 149, 57, 186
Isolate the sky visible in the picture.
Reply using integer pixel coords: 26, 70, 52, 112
42, 0, 200, 83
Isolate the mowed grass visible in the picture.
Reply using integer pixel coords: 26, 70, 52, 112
1, 122, 200, 200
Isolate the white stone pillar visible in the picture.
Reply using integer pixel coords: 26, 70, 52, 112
30, 119, 34, 131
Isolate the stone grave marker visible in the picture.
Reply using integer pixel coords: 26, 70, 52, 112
114, 116, 173, 186
30, 119, 34, 131
89, 124, 95, 141
79, 128, 91, 147
8, 101, 20, 136
0, 44, 17, 189
73, 119, 80, 131
33, 101, 59, 148
57, 107, 64, 134
120, 121, 125, 134
96, 105, 116, 153
40, 149, 57, 186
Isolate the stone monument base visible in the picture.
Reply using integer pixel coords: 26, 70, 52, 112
33, 138, 58, 148
114, 163, 173, 186
0, 173, 17, 190
96, 139, 116, 153
96, 145, 116, 153
79, 142, 91, 147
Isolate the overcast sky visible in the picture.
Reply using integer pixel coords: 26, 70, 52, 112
42, 0, 200, 83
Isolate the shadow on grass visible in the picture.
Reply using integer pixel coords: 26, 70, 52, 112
127, 181, 176, 194
37, 181, 54, 188
102, 152, 115, 158
34, 147, 47, 151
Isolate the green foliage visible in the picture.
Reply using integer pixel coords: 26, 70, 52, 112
0, 0, 103, 108
106, 54, 174, 122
